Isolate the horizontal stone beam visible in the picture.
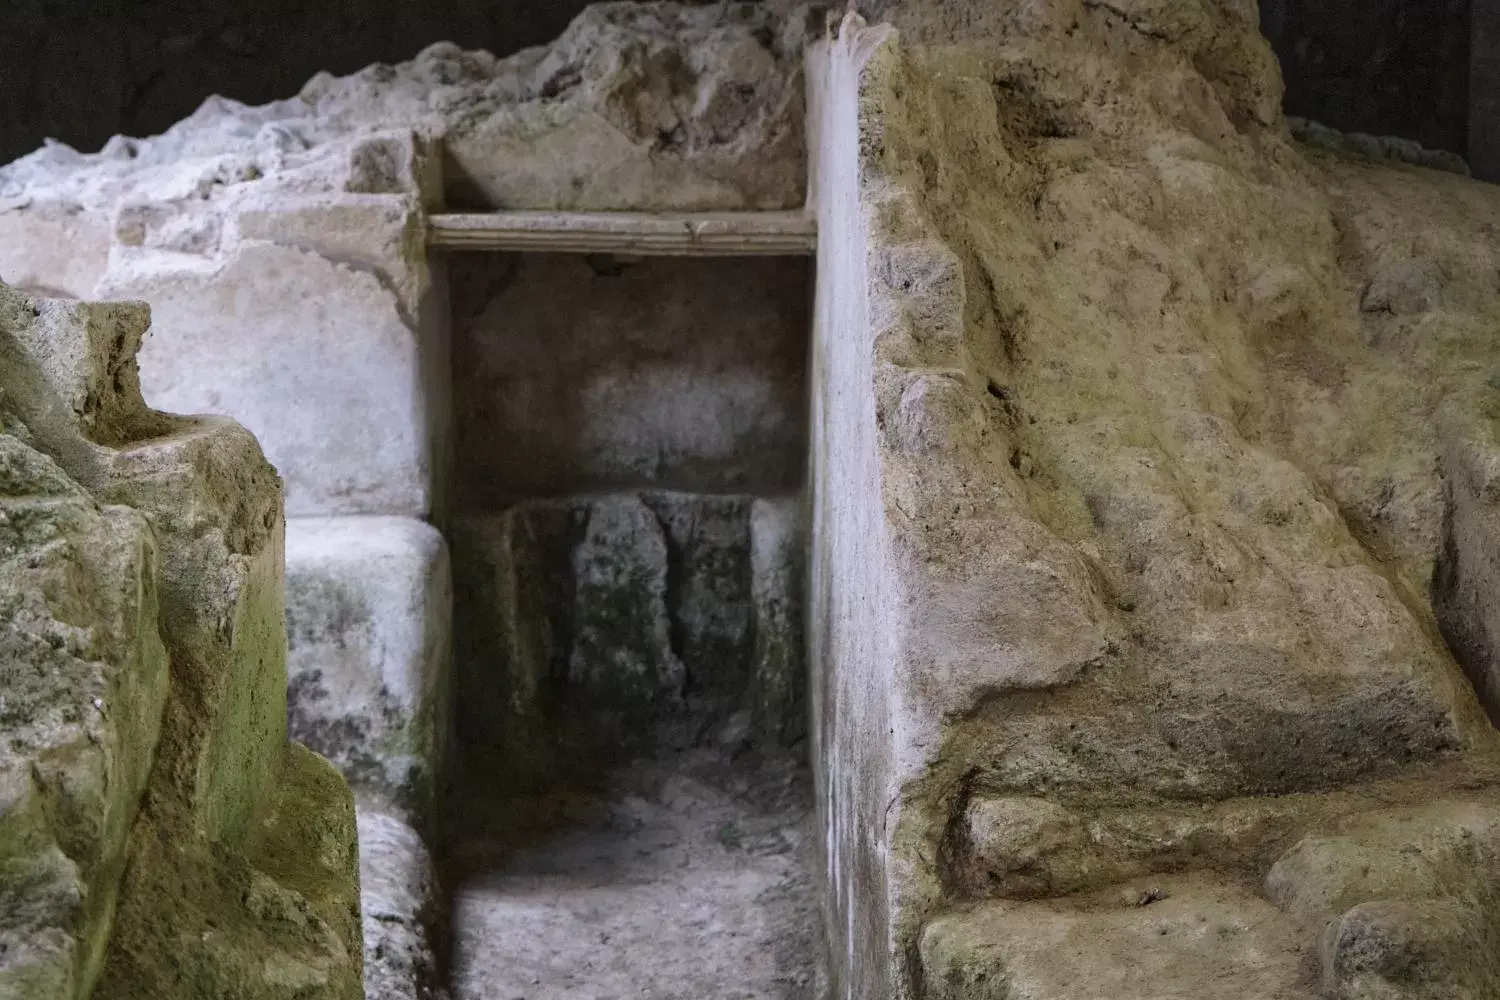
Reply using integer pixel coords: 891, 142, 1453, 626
425, 211, 817, 256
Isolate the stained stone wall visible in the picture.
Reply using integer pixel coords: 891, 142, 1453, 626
0, 10, 811, 998
446, 241, 811, 782
449, 253, 811, 505
451, 494, 804, 786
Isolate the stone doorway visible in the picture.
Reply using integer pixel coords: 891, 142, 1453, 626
440, 249, 820, 999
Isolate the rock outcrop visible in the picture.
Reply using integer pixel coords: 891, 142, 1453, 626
0, 281, 362, 1000
807, 2, 1500, 998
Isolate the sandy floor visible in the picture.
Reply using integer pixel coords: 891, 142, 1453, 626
445, 748, 822, 1000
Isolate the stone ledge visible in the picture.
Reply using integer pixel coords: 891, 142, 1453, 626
285, 515, 452, 821
426, 211, 816, 256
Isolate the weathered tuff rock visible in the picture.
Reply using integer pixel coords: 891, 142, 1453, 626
806, 1, 1500, 997
0, 281, 361, 999
0, 418, 167, 998
0, 2, 805, 218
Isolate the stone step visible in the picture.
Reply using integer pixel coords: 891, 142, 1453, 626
921, 874, 1317, 1000
925, 796, 1500, 999
284, 515, 452, 820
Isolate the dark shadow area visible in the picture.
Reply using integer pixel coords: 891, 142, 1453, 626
1258, 0, 1470, 157
0, 0, 730, 168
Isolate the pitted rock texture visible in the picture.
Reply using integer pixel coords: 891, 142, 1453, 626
0, 2, 805, 224
799, 1, 1500, 997
0, 280, 362, 999
0, 437, 167, 998
920, 874, 1319, 1000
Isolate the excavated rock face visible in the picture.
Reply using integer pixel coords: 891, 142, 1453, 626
0, 2, 803, 229
805, 1, 1500, 998
0, 281, 362, 1000
0, 421, 167, 998
0, 1, 807, 523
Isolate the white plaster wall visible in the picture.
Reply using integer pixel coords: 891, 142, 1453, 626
805, 17, 900, 1000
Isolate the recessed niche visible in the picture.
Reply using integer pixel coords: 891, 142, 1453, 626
441, 250, 818, 999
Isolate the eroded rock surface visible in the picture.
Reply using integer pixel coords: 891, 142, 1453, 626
0, 1, 803, 224
806, 2, 1500, 998
0, 281, 362, 999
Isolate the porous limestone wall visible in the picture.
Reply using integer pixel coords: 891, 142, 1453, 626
0, 282, 362, 1000
810, 1, 1500, 997
448, 253, 810, 505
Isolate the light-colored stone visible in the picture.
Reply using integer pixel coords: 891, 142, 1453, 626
100, 240, 433, 517
357, 805, 445, 1000
0, 3, 803, 220
0, 3, 807, 523
0, 199, 110, 299
920, 875, 1318, 1000
803, 20, 901, 1000
286, 515, 452, 818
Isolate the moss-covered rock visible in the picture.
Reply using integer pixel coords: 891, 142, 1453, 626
0, 435, 168, 999
0, 280, 363, 999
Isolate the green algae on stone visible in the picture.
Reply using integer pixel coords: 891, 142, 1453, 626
94, 744, 363, 1000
